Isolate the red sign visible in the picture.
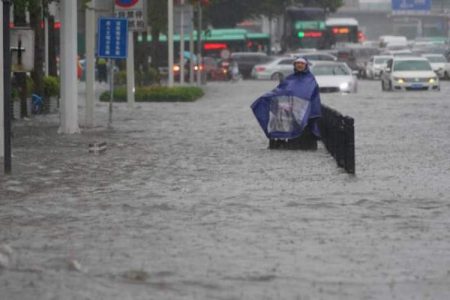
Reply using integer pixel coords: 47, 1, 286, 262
304, 31, 323, 38
204, 43, 227, 50
115, 0, 139, 8
333, 27, 350, 35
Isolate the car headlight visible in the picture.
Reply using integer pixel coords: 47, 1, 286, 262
428, 77, 437, 84
393, 77, 404, 83
339, 82, 349, 90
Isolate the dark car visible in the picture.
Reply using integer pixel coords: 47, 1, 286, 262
335, 45, 380, 78
230, 52, 271, 79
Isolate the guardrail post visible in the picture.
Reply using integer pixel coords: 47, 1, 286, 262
319, 105, 355, 175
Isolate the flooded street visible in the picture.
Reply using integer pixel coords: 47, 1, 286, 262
1, 79, 450, 299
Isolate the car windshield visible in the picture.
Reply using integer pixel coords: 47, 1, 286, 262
374, 57, 390, 64
425, 56, 447, 63
393, 60, 432, 71
312, 65, 350, 76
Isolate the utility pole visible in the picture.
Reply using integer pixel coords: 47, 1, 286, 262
58, 0, 80, 134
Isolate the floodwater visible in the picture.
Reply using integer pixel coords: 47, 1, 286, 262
1, 79, 450, 299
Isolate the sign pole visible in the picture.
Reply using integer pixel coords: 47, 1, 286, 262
97, 17, 128, 128
108, 59, 114, 128
2, 0, 12, 174
126, 31, 135, 109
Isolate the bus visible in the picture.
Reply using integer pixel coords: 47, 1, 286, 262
246, 32, 271, 54
282, 6, 330, 51
325, 18, 359, 46
202, 28, 248, 57
136, 28, 271, 65
202, 29, 270, 56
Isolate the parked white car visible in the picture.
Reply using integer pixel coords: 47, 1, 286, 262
380, 56, 440, 91
309, 61, 358, 93
365, 55, 393, 79
421, 53, 449, 79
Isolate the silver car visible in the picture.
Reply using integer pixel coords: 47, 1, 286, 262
421, 53, 449, 79
365, 55, 393, 80
251, 56, 295, 80
310, 61, 358, 93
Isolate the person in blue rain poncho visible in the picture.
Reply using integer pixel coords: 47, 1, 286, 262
251, 57, 322, 149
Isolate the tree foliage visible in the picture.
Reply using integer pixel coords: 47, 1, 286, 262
207, 0, 343, 27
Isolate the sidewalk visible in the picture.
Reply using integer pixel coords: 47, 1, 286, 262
1, 80, 450, 299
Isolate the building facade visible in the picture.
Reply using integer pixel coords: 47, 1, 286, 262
336, 0, 450, 40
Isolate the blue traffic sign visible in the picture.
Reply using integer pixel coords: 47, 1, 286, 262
97, 18, 128, 59
391, 0, 431, 11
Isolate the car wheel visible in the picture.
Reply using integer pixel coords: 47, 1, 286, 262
271, 73, 284, 81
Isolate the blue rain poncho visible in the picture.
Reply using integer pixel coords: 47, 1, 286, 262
251, 64, 321, 140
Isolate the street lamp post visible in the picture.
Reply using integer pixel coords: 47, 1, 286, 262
2, 0, 12, 174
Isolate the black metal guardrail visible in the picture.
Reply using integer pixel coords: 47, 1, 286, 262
319, 105, 355, 174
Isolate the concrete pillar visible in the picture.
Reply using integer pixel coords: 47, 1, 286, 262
58, 0, 80, 134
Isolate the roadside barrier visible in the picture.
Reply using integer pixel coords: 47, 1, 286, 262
319, 105, 355, 174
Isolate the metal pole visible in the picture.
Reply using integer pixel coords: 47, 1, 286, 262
196, 2, 202, 85
126, 31, 135, 109
108, 59, 114, 128
85, 0, 95, 127
44, 10, 49, 76
189, 26, 194, 84
2, 0, 12, 174
179, 1, 185, 85
0, 0, 4, 160
168, 0, 174, 87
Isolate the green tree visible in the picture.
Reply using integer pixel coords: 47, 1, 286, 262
147, 0, 168, 69
207, 0, 254, 28
207, 0, 343, 28
303, 0, 343, 13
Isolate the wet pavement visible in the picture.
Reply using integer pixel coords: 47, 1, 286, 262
1, 79, 450, 299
